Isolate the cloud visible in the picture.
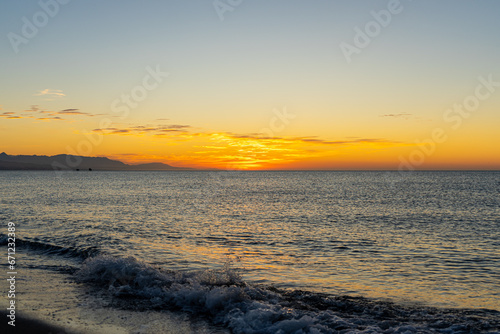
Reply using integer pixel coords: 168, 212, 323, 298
380, 113, 412, 118
222, 133, 397, 146
56, 109, 95, 116
35, 117, 63, 121
164, 124, 190, 129
294, 137, 390, 145
87, 122, 417, 170
157, 129, 186, 133
24, 105, 40, 112
92, 124, 192, 136
131, 124, 191, 131
35, 89, 66, 98
34, 89, 66, 101
92, 124, 401, 149
92, 128, 132, 134
90, 122, 411, 170
1, 105, 103, 122
0, 112, 33, 119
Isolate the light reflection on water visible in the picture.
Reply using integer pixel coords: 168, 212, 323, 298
0, 170, 499, 310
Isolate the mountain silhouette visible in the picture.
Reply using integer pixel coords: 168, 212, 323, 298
0, 153, 193, 171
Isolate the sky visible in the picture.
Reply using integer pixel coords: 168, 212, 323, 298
1, 0, 499, 170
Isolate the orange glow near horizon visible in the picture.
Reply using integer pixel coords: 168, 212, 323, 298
93, 130, 418, 170
1, 106, 499, 170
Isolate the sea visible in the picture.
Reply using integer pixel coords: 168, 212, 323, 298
0, 170, 499, 333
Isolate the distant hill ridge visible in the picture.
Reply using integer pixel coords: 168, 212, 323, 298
0, 152, 193, 171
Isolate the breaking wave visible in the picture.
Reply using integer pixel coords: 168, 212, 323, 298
76, 255, 500, 334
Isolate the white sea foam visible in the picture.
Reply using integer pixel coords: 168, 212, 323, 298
76, 255, 499, 334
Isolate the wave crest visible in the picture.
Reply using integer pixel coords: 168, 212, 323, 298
0, 233, 98, 258
75, 255, 500, 334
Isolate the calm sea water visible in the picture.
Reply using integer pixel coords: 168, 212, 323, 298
1, 171, 499, 333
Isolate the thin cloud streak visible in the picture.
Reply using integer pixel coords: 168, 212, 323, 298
34, 89, 66, 97
1, 106, 105, 122
380, 113, 412, 118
